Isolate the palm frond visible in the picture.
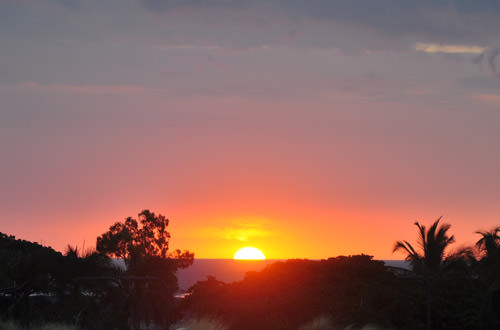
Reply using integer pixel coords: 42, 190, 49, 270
399, 217, 455, 274
414, 221, 427, 255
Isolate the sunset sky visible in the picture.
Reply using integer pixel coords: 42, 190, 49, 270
1, 0, 500, 259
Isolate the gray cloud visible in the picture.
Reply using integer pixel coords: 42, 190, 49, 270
474, 47, 500, 78
138, 0, 500, 47
3, 0, 499, 55
139, 0, 251, 12
2, 0, 499, 91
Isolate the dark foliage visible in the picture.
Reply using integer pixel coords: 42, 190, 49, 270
96, 209, 194, 270
0, 210, 194, 329
183, 255, 426, 330
95, 209, 194, 328
393, 217, 455, 275
0, 232, 127, 328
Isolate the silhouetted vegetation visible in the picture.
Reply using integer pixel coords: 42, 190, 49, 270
0, 210, 193, 329
96, 210, 194, 328
181, 255, 425, 330
393, 217, 455, 330
1, 215, 500, 329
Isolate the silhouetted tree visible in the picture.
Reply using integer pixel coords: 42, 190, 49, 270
0, 233, 64, 327
393, 217, 455, 330
96, 209, 194, 328
393, 217, 455, 275
476, 227, 500, 273
475, 227, 500, 329
97, 210, 193, 268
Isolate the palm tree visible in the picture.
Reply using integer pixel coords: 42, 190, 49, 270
476, 227, 500, 283
393, 217, 455, 330
475, 227, 500, 328
476, 227, 500, 264
393, 217, 455, 275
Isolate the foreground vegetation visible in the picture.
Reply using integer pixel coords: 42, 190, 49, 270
0, 321, 76, 330
1, 213, 499, 329
0, 210, 193, 329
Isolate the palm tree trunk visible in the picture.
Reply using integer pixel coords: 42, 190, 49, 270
426, 277, 432, 330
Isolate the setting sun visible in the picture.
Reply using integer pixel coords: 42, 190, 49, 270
233, 247, 266, 260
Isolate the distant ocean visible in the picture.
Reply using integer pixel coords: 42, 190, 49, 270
175, 259, 409, 290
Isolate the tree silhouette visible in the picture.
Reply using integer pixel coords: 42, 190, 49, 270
96, 209, 194, 328
475, 227, 500, 328
476, 227, 500, 267
393, 217, 455, 330
393, 217, 455, 275
475, 227, 500, 289
0, 232, 64, 327
97, 209, 194, 273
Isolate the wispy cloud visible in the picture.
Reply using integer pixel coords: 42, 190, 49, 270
472, 93, 500, 106
197, 222, 271, 242
3, 82, 149, 95
162, 44, 222, 50
137, 1, 500, 52
415, 43, 486, 54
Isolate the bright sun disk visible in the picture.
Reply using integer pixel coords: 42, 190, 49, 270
233, 247, 266, 260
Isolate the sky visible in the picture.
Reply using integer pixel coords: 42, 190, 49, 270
1, 0, 500, 259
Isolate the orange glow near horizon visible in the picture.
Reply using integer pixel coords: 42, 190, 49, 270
8, 205, 487, 261
234, 247, 266, 260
